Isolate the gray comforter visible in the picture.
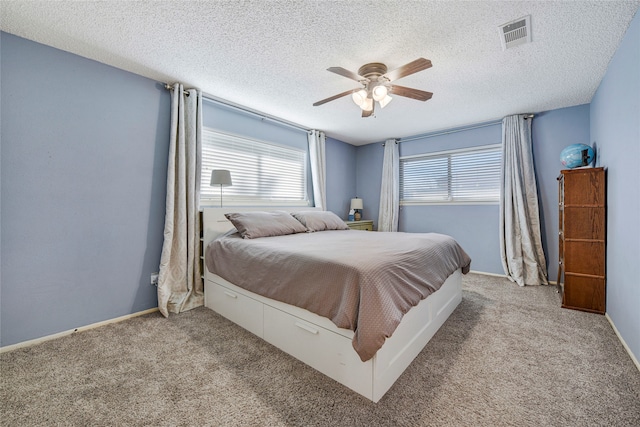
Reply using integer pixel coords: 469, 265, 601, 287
205, 230, 471, 361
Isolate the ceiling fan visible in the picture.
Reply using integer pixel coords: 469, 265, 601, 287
313, 58, 433, 117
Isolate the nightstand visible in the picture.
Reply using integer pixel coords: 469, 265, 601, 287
345, 220, 374, 231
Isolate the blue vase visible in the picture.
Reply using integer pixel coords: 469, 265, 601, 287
560, 144, 594, 169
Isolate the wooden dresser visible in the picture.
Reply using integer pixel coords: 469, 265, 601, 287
557, 167, 606, 314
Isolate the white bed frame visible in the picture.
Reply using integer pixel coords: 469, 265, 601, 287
202, 207, 462, 402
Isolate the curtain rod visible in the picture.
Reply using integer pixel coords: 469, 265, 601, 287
163, 83, 310, 134
398, 121, 501, 143
397, 114, 534, 143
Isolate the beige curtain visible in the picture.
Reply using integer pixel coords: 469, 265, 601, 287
500, 114, 548, 286
308, 130, 326, 210
157, 83, 203, 316
378, 139, 399, 232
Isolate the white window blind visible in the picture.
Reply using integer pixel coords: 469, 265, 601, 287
400, 144, 501, 204
201, 128, 308, 206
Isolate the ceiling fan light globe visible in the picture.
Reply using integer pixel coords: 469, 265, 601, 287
372, 85, 388, 101
361, 97, 374, 111
352, 89, 367, 106
378, 95, 393, 109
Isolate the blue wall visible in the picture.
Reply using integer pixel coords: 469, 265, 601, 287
0, 33, 357, 346
325, 137, 357, 217
202, 101, 308, 152
1, 33, 170, 346
355, 125, 503, 274
398, 124, 503, 274
590, 11, 640, 362
354, 141, 384, 227
354, 108, 590, 277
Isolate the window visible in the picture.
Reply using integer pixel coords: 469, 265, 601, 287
201, 128, 309, 206
400, 144, 501, 204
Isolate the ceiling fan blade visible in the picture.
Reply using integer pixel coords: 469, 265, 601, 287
313, 89, 357, 106
383, 58, 432, 82
327, 67, 364, 82
389, 85, 433, 101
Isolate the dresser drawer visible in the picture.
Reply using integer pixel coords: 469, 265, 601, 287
263, 305, 372, 396
345, 220, 374, 231
564, 241, 605, 276
562, 275, 606, 314
205, 280, 264, 337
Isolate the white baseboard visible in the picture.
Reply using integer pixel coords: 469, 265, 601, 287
0, 307, 159, 354
469, 270, 507, 278
605, 313, 640, 373
469, 270, 558, 285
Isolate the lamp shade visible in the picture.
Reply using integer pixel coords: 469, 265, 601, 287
372, 85, 388, 101
210, 169, 232, 186
352, 89, 367, 106
350, 198, 363, 210
378, 94, 393, 109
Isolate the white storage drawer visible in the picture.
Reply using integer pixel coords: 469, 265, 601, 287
204, 280, 263, 338
263, 305, 373, 399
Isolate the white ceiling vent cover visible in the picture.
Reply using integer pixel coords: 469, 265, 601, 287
499, 15, 531, 50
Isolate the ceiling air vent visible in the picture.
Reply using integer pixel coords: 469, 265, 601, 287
499, 15, 531, 50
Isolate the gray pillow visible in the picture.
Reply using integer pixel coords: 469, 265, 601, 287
225, 211, 307, 239
292, 210, 350, 232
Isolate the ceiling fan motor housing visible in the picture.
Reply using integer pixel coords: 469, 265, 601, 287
357, 63, 391, 101
357, 63, 388, 79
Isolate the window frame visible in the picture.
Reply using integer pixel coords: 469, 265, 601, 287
200, 127, 310, 207
400, 143, 502, 206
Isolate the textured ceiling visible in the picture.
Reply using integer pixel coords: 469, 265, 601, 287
1, 1, 639, 145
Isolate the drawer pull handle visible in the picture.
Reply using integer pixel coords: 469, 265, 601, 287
223, 291, 238, 299
294, 322, 319, 335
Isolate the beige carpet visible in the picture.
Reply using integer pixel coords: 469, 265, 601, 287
2, 273, 639, 426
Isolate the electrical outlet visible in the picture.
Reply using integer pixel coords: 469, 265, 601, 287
150, 273, 159, 286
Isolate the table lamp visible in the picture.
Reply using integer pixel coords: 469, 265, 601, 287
350, 197, 363, 221
210, 170, 232, 207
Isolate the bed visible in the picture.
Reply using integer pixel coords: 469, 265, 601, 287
202, 207, 471, 402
